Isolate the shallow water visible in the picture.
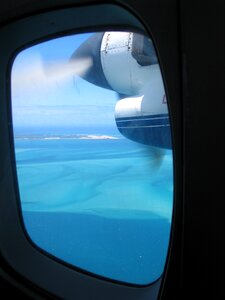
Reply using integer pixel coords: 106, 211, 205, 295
15, 135, 173, 285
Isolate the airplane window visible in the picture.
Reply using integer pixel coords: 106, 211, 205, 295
11, 31, 173, 285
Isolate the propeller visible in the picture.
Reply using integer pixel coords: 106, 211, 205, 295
148, 146, 166, 170
12, 55, 92, 93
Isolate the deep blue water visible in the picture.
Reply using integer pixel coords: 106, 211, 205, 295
14, 130, 173, 285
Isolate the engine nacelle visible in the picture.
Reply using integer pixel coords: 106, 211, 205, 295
115, 96, 171, 148
100, 32, 153, 95
71, 31, 172, 149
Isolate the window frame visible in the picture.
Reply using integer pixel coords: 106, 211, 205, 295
0, 2, 182, 299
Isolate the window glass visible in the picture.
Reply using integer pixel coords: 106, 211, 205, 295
11, 31, 173, 285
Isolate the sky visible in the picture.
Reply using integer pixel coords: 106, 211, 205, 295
11, 32, 118, 130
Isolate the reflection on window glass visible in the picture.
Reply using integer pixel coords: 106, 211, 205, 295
11, 31, 173, 285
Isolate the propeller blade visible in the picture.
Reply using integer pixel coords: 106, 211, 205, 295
148, 146, 166, 170
12, 56, 92, 92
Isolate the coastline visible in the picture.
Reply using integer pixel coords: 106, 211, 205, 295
15, 134, 120, 140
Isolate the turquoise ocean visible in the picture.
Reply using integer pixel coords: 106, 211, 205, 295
14, 126, 173, 285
